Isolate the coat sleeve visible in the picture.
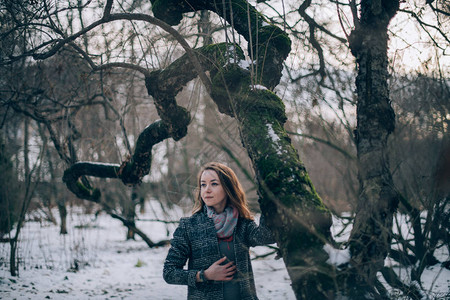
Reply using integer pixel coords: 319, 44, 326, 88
163, 218, 199, 288
245, 215, 276, 247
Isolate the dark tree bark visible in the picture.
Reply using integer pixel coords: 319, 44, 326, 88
9, 118, 31, 276
347, 0, 400, 297
58, 199, 68, 235
10, 118, 43, 276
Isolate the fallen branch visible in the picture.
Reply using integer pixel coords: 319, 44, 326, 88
136, 218, 180, 224
110, 213, 170, 248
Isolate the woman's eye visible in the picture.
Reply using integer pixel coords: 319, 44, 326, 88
212, 182, 218, 186
201, 184, 206, 188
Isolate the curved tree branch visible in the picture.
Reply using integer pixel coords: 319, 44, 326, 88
150, 0, 291, 89
62, 162, 120, 201
69, 42, 151, 77
62, 43, 236, 198
428, 2, 450, 17
298, 0, 330, 82
62, 119, 171, 198
287, 131, 356, 160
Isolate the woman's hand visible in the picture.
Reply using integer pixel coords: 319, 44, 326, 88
204, 256, 236, 281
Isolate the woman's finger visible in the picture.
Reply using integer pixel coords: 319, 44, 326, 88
214, 256, 227, 265
224, 264, 236, 271
223, 261, 234, 268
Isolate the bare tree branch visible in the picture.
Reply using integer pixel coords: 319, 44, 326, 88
399, 8, 450, 50
428, 2, 450, 17
103, 0, 113, 20
69, 42, 151, 77
287, 131, 356, 160
110, 213, 170, 248
298, 0, 326, 81
27, 12, 212, 93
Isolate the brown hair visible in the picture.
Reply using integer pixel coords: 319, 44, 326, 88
192, 162, 253, 220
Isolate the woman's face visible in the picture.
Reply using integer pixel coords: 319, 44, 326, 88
200, 169, 227, 213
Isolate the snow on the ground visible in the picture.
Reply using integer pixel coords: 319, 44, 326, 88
1, 204, 448, 299
0, 202, 294, 300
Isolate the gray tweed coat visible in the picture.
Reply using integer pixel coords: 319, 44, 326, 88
163, 207, 275, 300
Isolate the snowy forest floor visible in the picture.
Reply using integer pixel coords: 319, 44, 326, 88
0, 202, 295, 300
0, 201, 448, 299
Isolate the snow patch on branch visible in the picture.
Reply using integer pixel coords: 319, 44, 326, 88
221, 46, 252, 71
250, 84, 268, 91
267, 124, 280, 143
323, 243, 350, 268
225, 57, 253, 71
222, 44, 254, 71
226, 44, 235, 56
266, 123, 282, 155
238, 59, 251, 70
77, 161, 120, 167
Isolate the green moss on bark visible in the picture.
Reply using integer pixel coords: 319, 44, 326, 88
202, 43, 245, 68
150, 0, 290, 89
252, 25, 292, 59
211, 64, 249, 115
237, 89, 286, 122
75, 181, 101, 201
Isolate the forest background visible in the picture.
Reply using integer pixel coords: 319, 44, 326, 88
0, 0, 448, 299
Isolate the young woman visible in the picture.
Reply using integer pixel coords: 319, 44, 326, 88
163, 162, 275, 300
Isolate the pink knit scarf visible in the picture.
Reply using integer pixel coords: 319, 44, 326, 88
206, 205, 238, 238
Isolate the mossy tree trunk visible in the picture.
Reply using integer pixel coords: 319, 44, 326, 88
347, 0, 400, 298
150, 0, 336, 298
211, 64, 336, 298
